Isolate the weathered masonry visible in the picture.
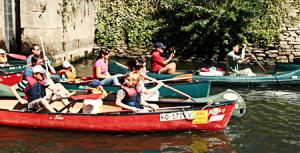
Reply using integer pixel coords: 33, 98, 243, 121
0, 0, 97, 65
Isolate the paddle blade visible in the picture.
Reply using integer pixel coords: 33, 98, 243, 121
173, 74, 193, 82
7, 53, 27, 61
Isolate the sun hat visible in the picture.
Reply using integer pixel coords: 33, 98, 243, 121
0, 49, 6, 54
32, 65, 46, 74
62, 61, 72, 68
155, 42, 166, 49
90, 80, 102, 88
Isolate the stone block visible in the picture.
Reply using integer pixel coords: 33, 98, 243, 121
290, 32, 298, 37
294, 45, 300, 49
288, 41, 300, 45
286, 37, 295, 41
278, 51, 291, 55
256, 53, 266, 57
253, 49, 264, 53
276, 56, 288, 60
279, 41, 288, 45
265, 50, 279, 54
287, 27, 298, 31
268, 54, 278, 58
292, 52, 300, 56
280, 44, 291, 49
277, 59, 289, 63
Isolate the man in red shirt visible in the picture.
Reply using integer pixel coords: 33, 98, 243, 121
150, 42, 176, 74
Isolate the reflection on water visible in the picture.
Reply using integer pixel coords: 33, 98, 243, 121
1, 58, 300, 152
0, 127, 235, 153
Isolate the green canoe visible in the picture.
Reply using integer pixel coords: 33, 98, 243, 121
61, 81, 211, 98
0, 64, 26, 73
0, 84, 24, 97
109, 60, 300, 86
276, 63, 300, 71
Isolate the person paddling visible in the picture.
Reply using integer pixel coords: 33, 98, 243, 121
150, 42, 176, 74
115, 72, 161, 112
10, 65, 57, 112
93, 48, 121, 85
226, 44, 256, 76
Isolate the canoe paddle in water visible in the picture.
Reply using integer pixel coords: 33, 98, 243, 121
7, 53, 27, 61
247, 52, 267, 73
142, 74, 198, 102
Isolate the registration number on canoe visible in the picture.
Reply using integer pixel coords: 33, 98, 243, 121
160, 111, 192, 122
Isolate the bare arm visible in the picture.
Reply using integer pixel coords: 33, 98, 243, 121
10, 84, 27, 104
115, 98, 137, 112
163, 53, 174, 65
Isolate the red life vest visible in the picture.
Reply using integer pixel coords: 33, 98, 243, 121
24, 76, 46, 102
120, 85, 142, 107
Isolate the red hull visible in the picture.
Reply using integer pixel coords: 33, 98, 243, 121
0, 72, 23, 86
0, 104, 234, 132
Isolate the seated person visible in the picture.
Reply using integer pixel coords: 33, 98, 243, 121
59, 61, 77, 81
87, 80, 108, 99
227, 44, 256, 76
150, 42, 176, 74
0, 49, 9, 67
115, 72, 159, 112
93, 48, 121, 85
10, 65, 57, 112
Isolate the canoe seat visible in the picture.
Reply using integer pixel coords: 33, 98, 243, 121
100, 105, 122, 113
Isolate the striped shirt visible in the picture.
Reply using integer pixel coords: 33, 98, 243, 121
17, 80, 29, 92
17, 79, 48, 92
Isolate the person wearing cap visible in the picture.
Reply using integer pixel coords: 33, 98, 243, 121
0, 49, 8, 67
10, 65, 57, 112
59, 61, 77, 81
87, 80, 108, 98
150, 42, 176, 74
115, 72, 160, 112
93, 48, 121, 86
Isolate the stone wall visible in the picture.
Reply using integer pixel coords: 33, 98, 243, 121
20, 0, 97, 65
250, 1, 300, 64
0, 0, 4, 47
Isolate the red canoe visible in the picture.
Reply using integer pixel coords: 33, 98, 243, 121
0, 72, 23, 86
0, 99, 235, 132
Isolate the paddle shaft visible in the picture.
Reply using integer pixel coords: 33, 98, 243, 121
39, 37, 49, 72
143, 75, 197, 102
249, 53, 267, 73
145, 76, 191, 84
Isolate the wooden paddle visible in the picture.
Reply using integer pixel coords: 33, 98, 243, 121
249, 53, 267, 73
40, 37, 49, 72
142, 74, 197, 102
7, 53, 27, 61
146, 74, 193, 83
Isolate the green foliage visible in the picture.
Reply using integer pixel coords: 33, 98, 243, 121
95, 0, 159, 48
95, 0, 300, 60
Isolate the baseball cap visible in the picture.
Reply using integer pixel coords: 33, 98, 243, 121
62, 61, 72, 68
0, 49, 6, 54
155, 42, 166, 49
32, 65, 46, 74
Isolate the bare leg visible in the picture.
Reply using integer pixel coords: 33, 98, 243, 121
41, 98, 56, 113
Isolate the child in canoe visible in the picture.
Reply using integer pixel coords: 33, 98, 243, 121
115, 72, 162, 112
59, 61, 77, 81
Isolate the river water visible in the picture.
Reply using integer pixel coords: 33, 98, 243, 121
1, 58, 300, 153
